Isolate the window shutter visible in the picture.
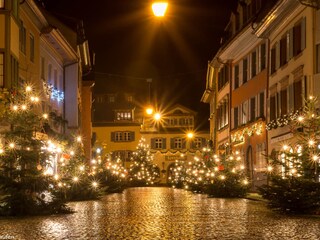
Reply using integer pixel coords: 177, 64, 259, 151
301, 17, 306, 50
130, 131, 135, 141
111, 132, 115, 142
151, 138, 155, 149
170, 138, 175, 149
202, 138, 207, 148
182, 140, 186, 149
275, 42, 280, 70
162, 138, 166, 149
289, 28, 294, 60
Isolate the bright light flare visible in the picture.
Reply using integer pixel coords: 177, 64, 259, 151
152, 2, 168, 17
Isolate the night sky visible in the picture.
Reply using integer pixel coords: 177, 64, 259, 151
43, 0, 238, 129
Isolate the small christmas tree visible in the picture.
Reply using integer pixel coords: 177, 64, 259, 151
57, 136, 103, 201
0, 86, 69, 216
260, 96, 320, 213
203, 148, 249, 198
128, 138, 159, 186
104, 155, 128, 193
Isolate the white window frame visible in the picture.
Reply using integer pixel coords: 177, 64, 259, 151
155, 138, 163, 149
174, 138, 182, 149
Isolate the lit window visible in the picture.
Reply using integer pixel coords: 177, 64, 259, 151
0, 0, 4, 8
194, 138, 202, 149
115, 132, 122, 141
155, 138, 163, 149
123, 132, 131, 141
174, 138, 182, 149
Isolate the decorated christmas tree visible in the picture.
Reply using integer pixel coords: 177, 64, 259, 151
260, 96, 320, 213
104, 154, 128, 193
0, 86, 69, 216
203, 147, 249, 198
168, 145, 248, 197
128, 138, 159, 186
56, 136, 103, 201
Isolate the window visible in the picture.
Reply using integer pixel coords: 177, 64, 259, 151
123, 132, 131, 141
243, 58, 248, 84
251, 51, 256, 78
259, 91, 264, 118
293, 18, 306, 57
270, 46, 276, 74
217, 100, 228, 130
256, 143, 266, 171
241, 101, 248, 125
250, 97, 256, 122
115, 132, 122, 142
218, 65, 229, 91
280, 36, 287, 66
116, 111, 132, 121
280, 88, 287, 116
234, 64, 239, 89
109, 95, 115, 102
174, 138, 182, 149
127, 95, 133, 102
155, 138, 163, 149
29, 33, 35, 62
194, 138, 202, 149
112, 131, 135, 142
260, 43, 266, 71
0, 0, 4, 8
294, 80, 303, 111
233, 107, 238, 129
19, 21, 26, 54
11, 56, 18, 87
41, 57, 45, 79
270, 95, 276, 121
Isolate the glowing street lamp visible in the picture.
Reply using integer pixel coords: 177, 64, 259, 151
152, 2, 168, 17
187, 132, 194, 139
146, 107, 154, 115
154, 112, 161, 121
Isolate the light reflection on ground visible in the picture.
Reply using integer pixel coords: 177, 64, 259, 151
0, 187, 319, 240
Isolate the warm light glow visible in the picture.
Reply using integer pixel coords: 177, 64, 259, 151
73, 176, 79, 182
152, 2, 168, 17
26, 86, 32, 92
9, 143, 15, 149
76, 136, 82, 143
43, 113, 48, 119
12, 105, 18, 111
146, 107, 154, 115
154, 112, 161, 120
187, 132, 194, 139
297, 116, 304, 122
21, 104, 27, 110
309, 139, 315, 147
267, 166, 273, 172
92, 181, 98, 188
282, 145, 289, 151
54, 174, 59, 180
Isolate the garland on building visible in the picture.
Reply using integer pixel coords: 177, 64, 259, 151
266, 111, 300, 130
260, 96, 320, 214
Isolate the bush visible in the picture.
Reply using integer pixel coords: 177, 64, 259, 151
204, 174, 249, 198
259, 176, 320, 214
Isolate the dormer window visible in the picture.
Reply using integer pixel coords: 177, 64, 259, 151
115, 111, 132, 121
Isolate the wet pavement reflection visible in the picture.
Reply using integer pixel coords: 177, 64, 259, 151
0, 187, 320, 240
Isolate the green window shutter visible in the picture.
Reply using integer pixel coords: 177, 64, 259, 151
111, 132, 115, 142
170, 138, 175, 149
191, 141, 195, 149
151, 138, 155, 149
182, 139, 186, 149
162, 138, 166, 149
130, 131, 135, 141
202, 138, 207, 148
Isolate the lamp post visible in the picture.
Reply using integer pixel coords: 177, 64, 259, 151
152, 1, 168, 17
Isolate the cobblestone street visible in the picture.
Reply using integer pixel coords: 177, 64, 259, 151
1, 187, 320, 240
